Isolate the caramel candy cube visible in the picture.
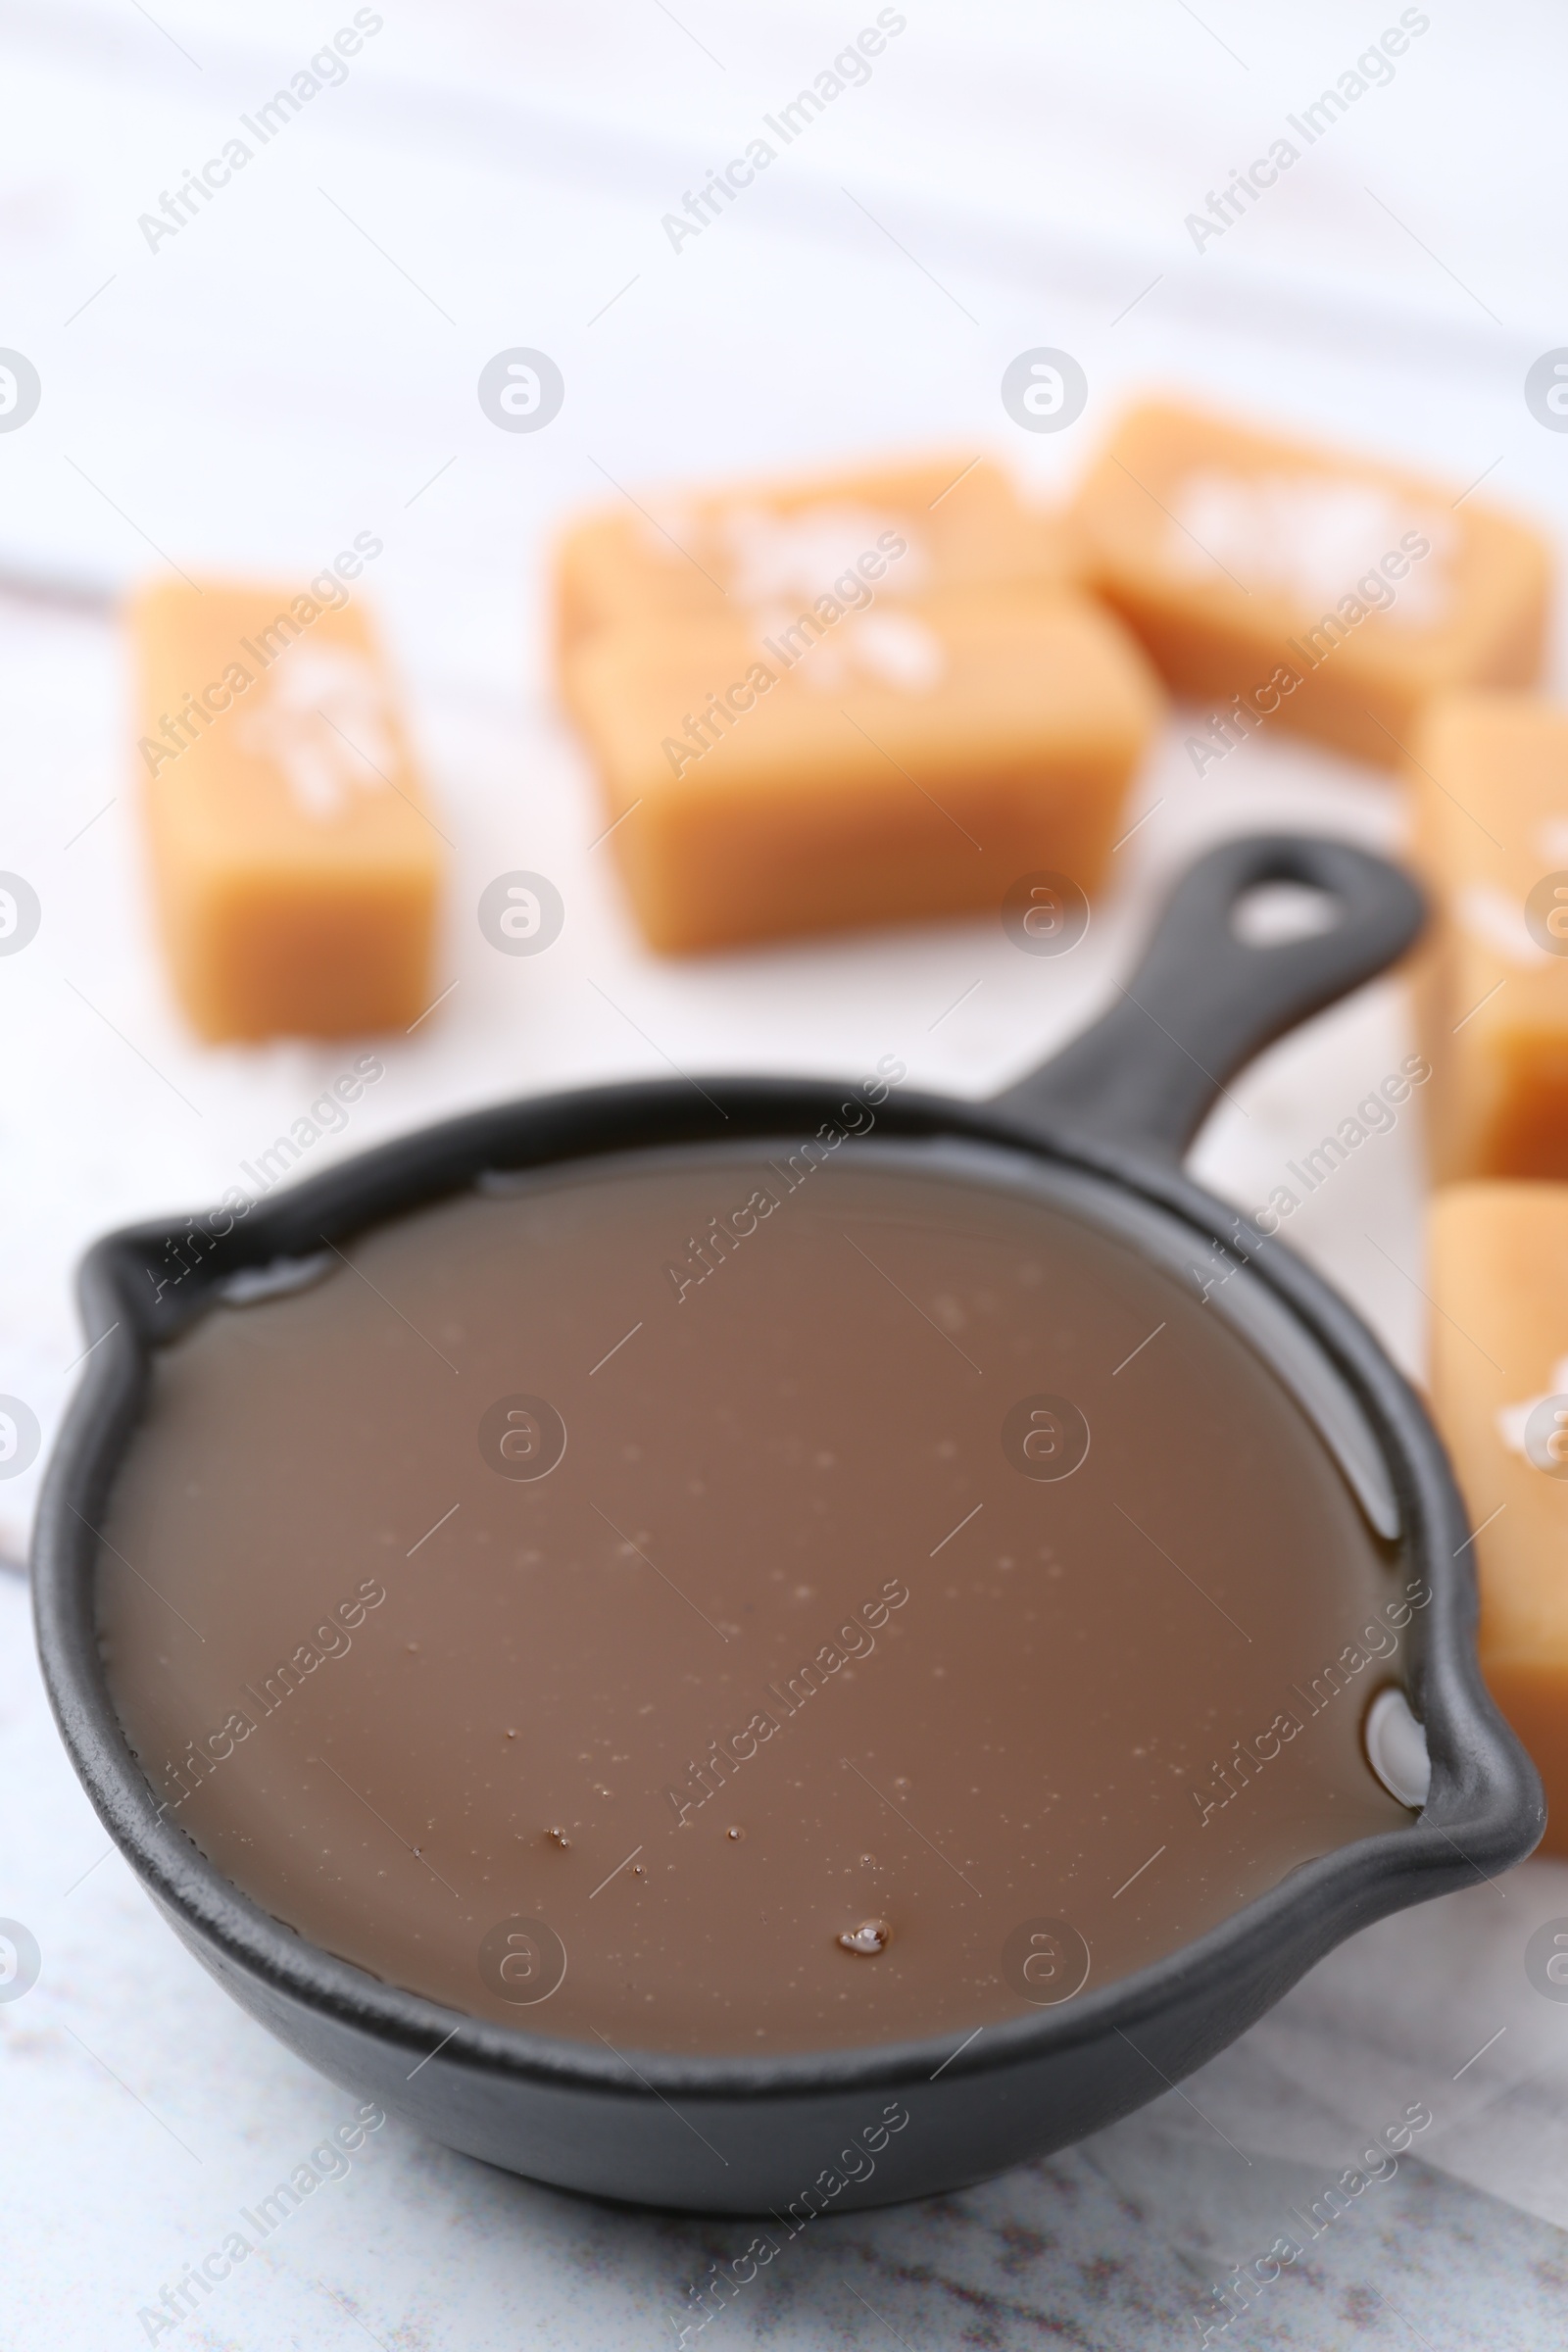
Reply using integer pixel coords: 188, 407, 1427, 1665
1428, 1183, 1568, 1852
555, 453, 1075, 665
1411, 694, 1568, 1180
1072, 400, 1549, 767
132, 578, 442, 1041
564, 587, 1162, 954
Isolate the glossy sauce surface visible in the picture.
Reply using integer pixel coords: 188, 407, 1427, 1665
100, 1141, 1416, 2053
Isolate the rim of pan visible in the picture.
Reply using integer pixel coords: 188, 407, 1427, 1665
30, 1075, 1544, 2104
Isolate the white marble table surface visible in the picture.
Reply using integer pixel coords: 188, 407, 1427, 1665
3, 6, 1568, 2343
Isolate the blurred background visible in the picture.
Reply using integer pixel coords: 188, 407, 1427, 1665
5, 5, 1568, 2346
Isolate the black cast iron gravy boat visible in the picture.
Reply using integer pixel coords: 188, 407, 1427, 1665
32, 832, 1542, 2214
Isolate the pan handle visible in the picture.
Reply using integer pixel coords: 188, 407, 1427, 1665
990, 834, 1426, 1159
